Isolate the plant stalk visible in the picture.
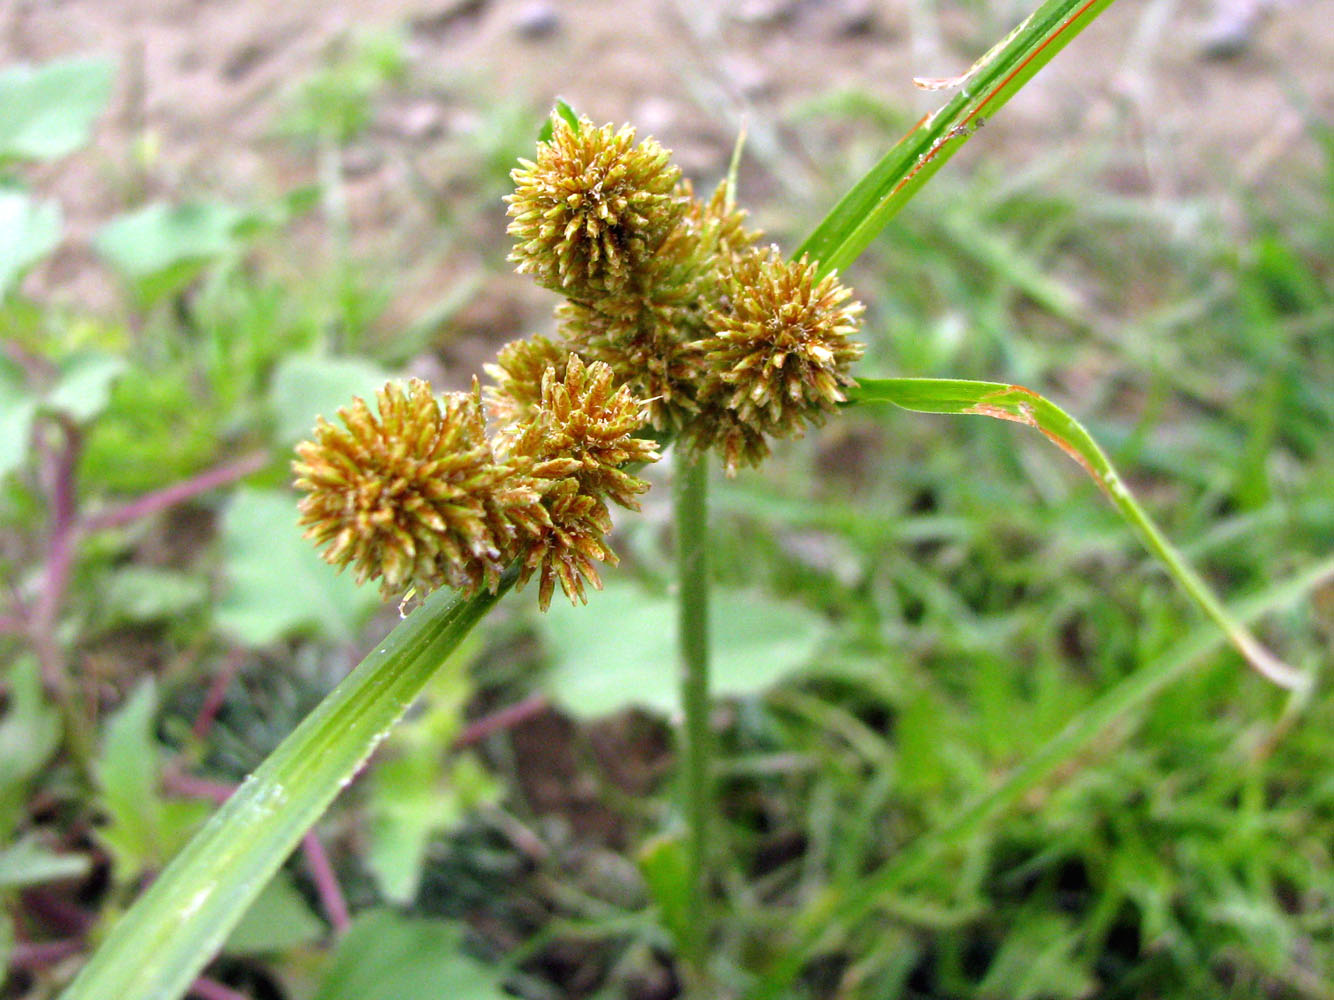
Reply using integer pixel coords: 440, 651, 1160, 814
673, 446, 712, 976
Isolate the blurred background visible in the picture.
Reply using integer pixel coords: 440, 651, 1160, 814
2, 0, 1333, 997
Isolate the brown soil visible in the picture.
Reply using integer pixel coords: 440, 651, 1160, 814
6, 0, 1333, 336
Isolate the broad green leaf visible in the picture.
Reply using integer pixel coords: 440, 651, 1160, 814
0, 189, 61, 298
43, 352, 128, 423
0, 57, 114, 162
368, 755, 496, 905
224, 872, 325, 955
94, 200, 247, 304
97, 566, 210, 628
0, 394, 36, 481
540, 582, 830, 718
94, 680, 207, 883
0, 837, 91, 890
0, 657, 61, 838
215, 488, 380, 646
313, 909, 507, 1000
637, 833, 694, 956
269, 354, 392, 446
94, 680, 163, 879
849, 377, 1309, 692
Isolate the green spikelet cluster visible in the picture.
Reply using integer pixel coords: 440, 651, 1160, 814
504, 113, 861, 474
293, 380, 540, 598
507, 118, 687, 298
294, 363, 658, 611
499, 354, 659, 609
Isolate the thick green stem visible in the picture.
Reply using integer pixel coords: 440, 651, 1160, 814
674, 446, 712, 975
60, 566, 517, 1000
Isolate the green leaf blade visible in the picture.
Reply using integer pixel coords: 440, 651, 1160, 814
849, 377, 1310, 691
796, 0, 1118, 275
0, 57, 114, 162
0, 189, 62, 298
60, 572, 514, 1000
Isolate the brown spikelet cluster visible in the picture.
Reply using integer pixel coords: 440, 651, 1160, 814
295, 107, 866, 612
687, 249, 865, 473
294, 356, 658, 611
483, 335, 569, 433
499, 354, 659, 609
507, 118, 687, 298
293, 380, 541, 598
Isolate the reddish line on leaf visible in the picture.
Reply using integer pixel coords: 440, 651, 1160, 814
964, 0, 1106, 127
965, 386, 1109, 492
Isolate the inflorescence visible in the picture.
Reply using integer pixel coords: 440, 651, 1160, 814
294, 114, 864, 610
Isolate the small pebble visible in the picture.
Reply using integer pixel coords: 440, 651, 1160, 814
514, 1, 561, 39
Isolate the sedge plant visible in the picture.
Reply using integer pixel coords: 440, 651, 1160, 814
59, 0, 1327, 997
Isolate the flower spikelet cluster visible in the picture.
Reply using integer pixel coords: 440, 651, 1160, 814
501, 354, 659, 610
294, 108, 867, 614
688, 248, 864, 473
483, 334, 568, 433
293, 380, 542, 598
553, 178, 759, 431
506, 117, 687, 298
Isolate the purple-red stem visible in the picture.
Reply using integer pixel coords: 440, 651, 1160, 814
302, 832, 351, 935
192, 648, 247, 741
162, 768, 234, 805
32, 417, 82, 692
8, 938, 85, 969
84, 451, 269, 534
188, 977, 252, 1000
15, 439, 266, 700
453, 693, 550, 748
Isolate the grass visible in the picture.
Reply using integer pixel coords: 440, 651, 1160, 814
3, 11, 1333, 1000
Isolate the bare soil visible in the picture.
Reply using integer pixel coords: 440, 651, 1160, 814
5, 0, 1333, 331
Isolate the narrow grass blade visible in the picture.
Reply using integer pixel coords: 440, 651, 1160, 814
746, 555, 1334, 1000
849, 377, 1311, 692
796, 0, 1118, 277
60, 568, 517, 1000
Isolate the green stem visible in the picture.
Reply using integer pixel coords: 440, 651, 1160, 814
60, 566, 518, 1000
674, 446, 712, 977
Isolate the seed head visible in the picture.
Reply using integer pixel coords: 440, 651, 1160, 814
502, 354, 660, 609
292, 379, 541, 598
484, 335, 569, 435
689, 248, 865, 474
506, 117, 687, 298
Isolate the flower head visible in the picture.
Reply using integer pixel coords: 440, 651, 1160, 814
506, 117, 687, 298
292, 379, 542, 598
483, 335, 569, 435
501, 354, 659, 609
688, 248, 865, 473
